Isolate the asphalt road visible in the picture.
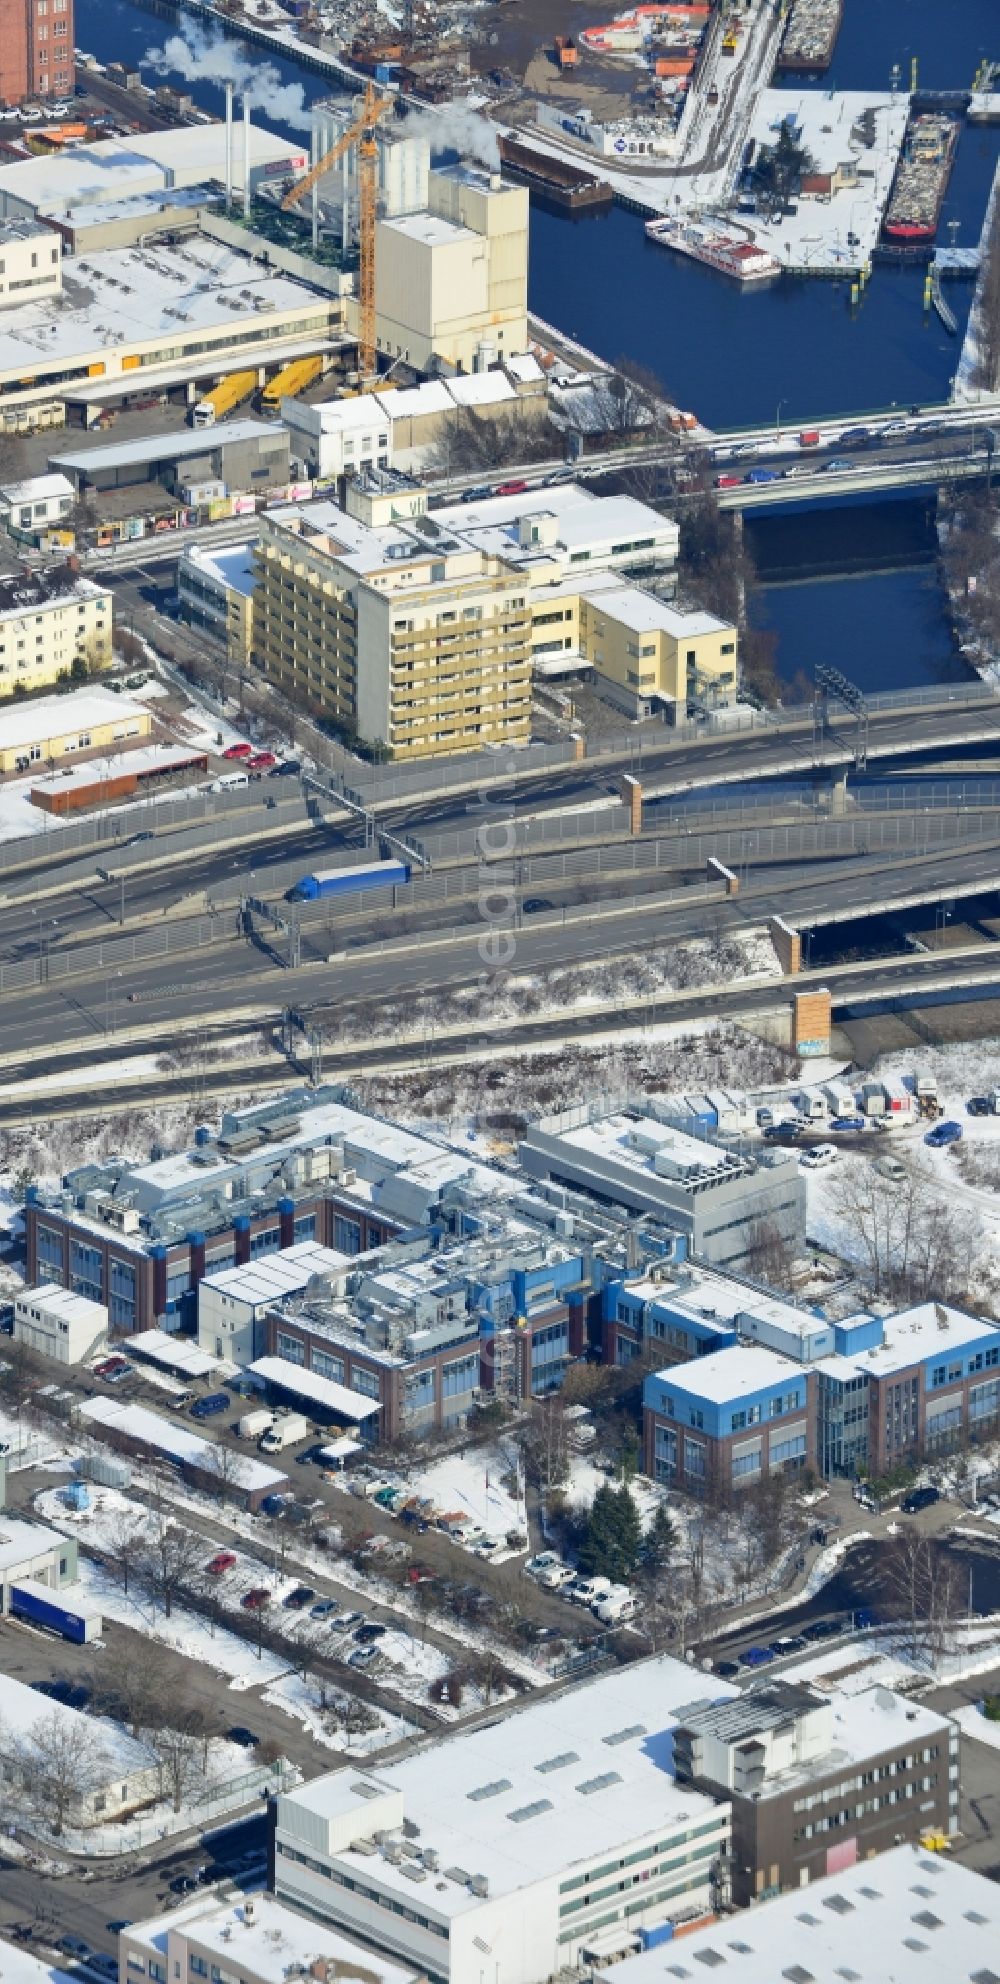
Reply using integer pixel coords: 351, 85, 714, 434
3, 830, 1000, 1060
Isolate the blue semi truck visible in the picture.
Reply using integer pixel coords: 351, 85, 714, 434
10, 1577, 102, 1643
286, 860, 410, 903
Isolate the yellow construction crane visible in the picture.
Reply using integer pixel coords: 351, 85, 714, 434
281, 82, 393, 389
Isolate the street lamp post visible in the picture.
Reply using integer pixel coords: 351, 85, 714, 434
775, 397, 786, 444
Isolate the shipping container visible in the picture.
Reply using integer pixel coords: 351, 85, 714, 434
287, 859, 410, 902
10, 1578, 102, 1644
81, 1453, 132, 1489
859, 1079, 886, 1116
822, 1081, 855, 1116
798, 429, 821, 447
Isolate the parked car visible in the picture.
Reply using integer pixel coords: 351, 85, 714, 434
348, 1644, 379, 1667
168, 1877, 198, 1895
205, 1551, 237, 1576
190, 1391, 230, 1419
241, 1588, 270, 1611
223, 742, 253, 760
282, 1586, 315, 1610
227, 1726, 260, 1747
495, 478, 528, 496
310, 1597, 340, 1618
247, 751, 278, 771
876, 1155, 907, 1182
800, 1143, 837, 1170
60, 1939, 92, 1957
925, 1120, 962, 1147
715, 1660, 741, 1678
355, 1622, 388, 1642
902, 1485, 939, 1514
739, 1645, 776, 1668
831, 1114, 866, 1132
461, 484, 492, 503
104, 1361, 133, 1384
801, 1617, 841, 1641
968, 1096, 991, 1117
337, 1611, 364, 1631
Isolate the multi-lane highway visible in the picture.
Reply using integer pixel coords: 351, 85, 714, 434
4, 825, 1000, 1063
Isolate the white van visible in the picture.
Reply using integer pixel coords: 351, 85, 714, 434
210, 771, 249, 792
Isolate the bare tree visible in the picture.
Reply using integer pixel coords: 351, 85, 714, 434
157, 1706, 210, 1813
0, 1708, 109, 1836
884, 1529, 961, 1668
138, 1518, 207, 1619
199, 1440, 245, 1509
829, 1157, 983, 1306
88, 1637, 158, 1738
104, 1510, 147, 1600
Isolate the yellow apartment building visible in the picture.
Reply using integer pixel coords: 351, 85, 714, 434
0, 565, 112, 703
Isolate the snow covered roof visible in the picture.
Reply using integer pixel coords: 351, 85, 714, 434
504, 353, 545, 385
126, 1894, 420, 1984
377, 379, 454, 419
655, 1343, 806, 1406
279, 1654, 735, 1911
603, 1844, 988, 1984
127, 1329, 221, 1377
867, 1301, 1000, 1376
446, 370, 516, 409
0, 1670, 155, 1775
0, 684, 142, 751
16, 1282, 106, 1328
200, 1242, 349, 1308
77, 1396, 288, 1488
0, 472, 74, 508
0, 1515, 66, 1572
249, 1356, 380, 1420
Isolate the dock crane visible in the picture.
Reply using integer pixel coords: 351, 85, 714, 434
281, 82, 393, 389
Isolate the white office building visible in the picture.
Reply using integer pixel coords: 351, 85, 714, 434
273, 1656, 733, 1984
14, 1282, 107, 1364
197, 1241, 350, 1364
120, 1891, 424, 1984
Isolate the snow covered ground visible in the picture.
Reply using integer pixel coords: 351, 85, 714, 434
401, 1443, 527, 1549
1, 1055, 162, 1100
800, 1044, 1000, 1292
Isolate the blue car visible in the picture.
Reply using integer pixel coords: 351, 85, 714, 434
190, 1392, 230, 1419
925, 1120, 962, 1148
831, 1115, 866, 1132
739, 1645, 776, 1668
745, 467, 779, 484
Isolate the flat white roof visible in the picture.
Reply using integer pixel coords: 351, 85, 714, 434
30, 743, 205, 794
17, 1281, 106, 1327
0, 472, 73, 506
249, 1355, 380, 1421
128, 1328, 220, 1377
126, 1894, 419, 1984
0, 122, 305, 217
505, 353, 545, 384
588, 583, 728, 640
378, 380, 454, 419
179, 540, 257, 598
381, 211, 477, 249
281, 1654, 734, 1911
0, 684, 143, 750
446, 371, 516, 409
0, 1946, 75, 1984
0, 1515, 65, 1573
51, 419, 282, 475
555, 1112, 735, 1178
201, 1242, 348, 1306
77, 1395, 287, 1489
300, 392, 387, 434
0, 240, 328, 385
652, 1267, 824, 1342
605, 1843, 992, 1984
865, 1301, 999, 1376
657, 1343, 805, 1406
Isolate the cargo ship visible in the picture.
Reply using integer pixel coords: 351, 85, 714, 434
882, 112, 960, 244
775, 0, 844, 73
645, 216, 780, 282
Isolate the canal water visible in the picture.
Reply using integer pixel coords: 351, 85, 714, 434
78, 0, 1000, 693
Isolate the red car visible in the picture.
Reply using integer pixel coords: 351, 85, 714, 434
241, 1587, 271, 1611
93, 1355, 129, 1378
714, 473, 741, 489
247, 751, 277, 771
206, 1551, 238, 1576
495, 479, 527, 497
223, 742, 253, 760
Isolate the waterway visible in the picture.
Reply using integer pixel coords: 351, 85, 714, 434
79, 0, 1000, 693
747, 495, 979, 695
